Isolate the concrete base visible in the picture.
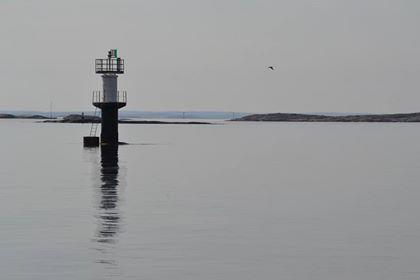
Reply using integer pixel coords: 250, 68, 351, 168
83, 136, 100, 147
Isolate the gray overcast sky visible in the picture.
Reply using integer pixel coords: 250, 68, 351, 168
0, 0, 419, 113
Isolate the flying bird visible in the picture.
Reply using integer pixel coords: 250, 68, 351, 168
267, 66, 275, 71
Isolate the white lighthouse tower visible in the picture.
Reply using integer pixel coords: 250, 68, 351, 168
84, 49, 127, 147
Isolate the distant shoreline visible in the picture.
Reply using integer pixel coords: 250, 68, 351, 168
0, 113, 214, 124
42, 114, 213, 125
0, 114, 51, 120
233, 112, 420, 123
4, 112, 420, 123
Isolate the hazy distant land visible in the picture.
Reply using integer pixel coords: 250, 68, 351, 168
0, 111, 249, 120
0, 113, 213, 124
233, 112, 420, 122
0, 111, 241, 124
0, 114, 50, 119
5, 112, 420, 123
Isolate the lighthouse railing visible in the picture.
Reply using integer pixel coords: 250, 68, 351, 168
92, 90, 127, 104
95, 58, 125, 74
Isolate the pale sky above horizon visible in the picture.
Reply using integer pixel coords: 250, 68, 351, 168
0, 0, 419, 113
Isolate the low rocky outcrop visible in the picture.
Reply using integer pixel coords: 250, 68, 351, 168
44, 114, 211, 124
43, 114, 100, 123
63, 114, 101, 123
118, 120, 211, 125
233, 112, 420, 122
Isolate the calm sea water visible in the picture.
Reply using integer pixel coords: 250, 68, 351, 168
2, 119, 420, 279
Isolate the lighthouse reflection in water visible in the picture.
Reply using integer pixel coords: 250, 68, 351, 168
97, 145, 121, 243
92, 145, 125, 270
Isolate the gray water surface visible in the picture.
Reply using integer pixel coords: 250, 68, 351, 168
1, 120, 420, 279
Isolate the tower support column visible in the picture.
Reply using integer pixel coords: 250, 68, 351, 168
100, 104, 119, 145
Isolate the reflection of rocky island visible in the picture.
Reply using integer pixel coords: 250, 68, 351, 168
233, 112, 420, 122
44, 114, 212, 124
0, 114, 50, 119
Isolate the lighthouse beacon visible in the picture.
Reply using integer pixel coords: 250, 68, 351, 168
85, 49, 127, 147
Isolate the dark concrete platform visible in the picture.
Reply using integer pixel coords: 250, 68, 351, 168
83, 136, 100, 147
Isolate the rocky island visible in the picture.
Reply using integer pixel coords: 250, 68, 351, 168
43, 114, 212, 125
233, 112, 420, 122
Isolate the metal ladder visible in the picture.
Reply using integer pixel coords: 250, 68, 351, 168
89, 107, 100, 137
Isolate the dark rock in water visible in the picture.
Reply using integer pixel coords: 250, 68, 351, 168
233, 112, 420, 123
